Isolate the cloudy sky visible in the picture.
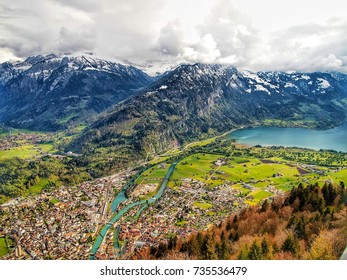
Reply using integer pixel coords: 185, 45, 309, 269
0, 0, 346, 72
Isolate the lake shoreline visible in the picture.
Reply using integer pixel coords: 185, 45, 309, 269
227, 122, 347, 153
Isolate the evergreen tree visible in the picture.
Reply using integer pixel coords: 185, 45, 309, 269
168, 235, 177, 250
295, 216, 307, 239
202, 235, 217, 260
237, 245, 249, 260
261, 238, 269, 258
248, 240, 262, 260
281, 235, 298, 255
220, 241, 229, 259
187, 235, 200, 257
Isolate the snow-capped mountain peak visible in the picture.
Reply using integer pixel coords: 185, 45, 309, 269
0, 53, 154, 130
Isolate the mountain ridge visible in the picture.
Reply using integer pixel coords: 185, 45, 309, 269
71, 63, 347, 155
1, 54, 346, 156
0, 53, 154, 130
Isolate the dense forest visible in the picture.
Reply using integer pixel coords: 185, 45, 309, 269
135, 182, 347, 260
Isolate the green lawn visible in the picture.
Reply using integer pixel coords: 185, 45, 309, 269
135, 164, 170, 185
219, 161, 299, 183
25, 178, 50, 196
253, 181, 270, 188
166, 152, 319, 191
49, 197, 60, 204
250, 189, 273, 201
148, 156, 170, 165
232, 157, 251, 164
0, 145, 37, 159
175, 220, 188, 227
0, 237, 9, 257
328, 169, 347, 185
162, 148, 181, 156
169, 153, 222, 183
183, 136, 217, 150
193, 201, 213, 210
231, 184, 251, 195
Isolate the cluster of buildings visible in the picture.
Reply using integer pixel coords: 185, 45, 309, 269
0, 172, 130, 259
93, 178, 248, 259
0, 132, 51, 151
1, 156, 295, 260
266, 185, 285, 196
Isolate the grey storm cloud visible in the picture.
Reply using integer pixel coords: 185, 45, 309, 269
0, 0, 346, 73
157, 20, 185, 56
58, 26, 96, 53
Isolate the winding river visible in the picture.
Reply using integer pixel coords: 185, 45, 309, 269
89, 161, 178, 259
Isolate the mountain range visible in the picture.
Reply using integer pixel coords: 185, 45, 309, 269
0, 54, 153, 130
1, 54, 347, 155
73, 63, 347, 155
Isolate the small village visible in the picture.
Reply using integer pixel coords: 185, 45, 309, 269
0, 132, 52, 151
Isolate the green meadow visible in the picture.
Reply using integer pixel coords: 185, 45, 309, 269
0, 237, 8, 257
169, 153, 222, 184
134, 164, 170, 185
156, 146, 347, 206
193, 201, 213, 210
25, 178, 50, 196
0, 143, 56, 159
0, 237, 13, 257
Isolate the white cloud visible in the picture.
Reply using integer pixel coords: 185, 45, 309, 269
183, 34, 221, 63
0, 0, 346, 72
317, 54, 343, 69
253, 19, 347, 72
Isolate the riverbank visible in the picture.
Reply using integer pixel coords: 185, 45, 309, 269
90, 161, 179, 259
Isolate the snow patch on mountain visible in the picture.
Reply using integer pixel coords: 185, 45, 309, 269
254, 84, 270, 94
126, 59, 186, 77
317, 78, 330, 89
284, 82, 295, 88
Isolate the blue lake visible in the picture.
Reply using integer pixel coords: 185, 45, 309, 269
228, 122, 347, 152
